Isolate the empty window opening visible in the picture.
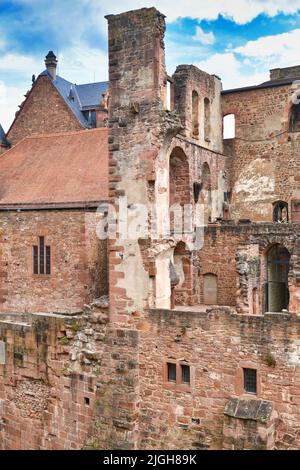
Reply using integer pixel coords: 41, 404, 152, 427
193, 182, 202, 204
223, 114, 236, 139
181, 365, 190, 385
166, 77, 174, 111
204, 97, 211, 142
243, 368, 257, 394
289, 102, 300, 132
84, 397, 90, 406
252, 287, 258, 315
200, 162, 212, 224
169, 147, 190, 235
203, 273, 218, 305
192, 90, 199, 139
33, 236, 51, 275
172, 242, 192, 308
167, 363, 176, 383
266, 244, 290, 313
273, 201, 289, 223
13, 348, 24, 367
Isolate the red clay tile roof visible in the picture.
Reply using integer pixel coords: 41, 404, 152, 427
0, 128, 108, 208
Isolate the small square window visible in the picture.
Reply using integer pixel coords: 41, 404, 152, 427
167, 363, 176, 383
243, 368, 257, 394
181, 365, 190, 385
84, 397, 90, 406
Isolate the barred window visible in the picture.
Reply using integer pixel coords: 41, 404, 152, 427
243, 368, 257, 394
33, 236, 51, 275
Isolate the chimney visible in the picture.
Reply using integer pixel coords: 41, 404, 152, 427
45, 51, 58, 80
270, 65, 300, 81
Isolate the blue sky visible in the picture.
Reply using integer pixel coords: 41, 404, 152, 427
1, 0, 300, 130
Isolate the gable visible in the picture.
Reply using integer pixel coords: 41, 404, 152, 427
6, 75, 83, 146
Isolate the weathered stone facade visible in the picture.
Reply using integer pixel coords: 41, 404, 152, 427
0, 6, 300, 451
7, 76, 83, 146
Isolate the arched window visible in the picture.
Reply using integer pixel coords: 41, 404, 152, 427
266, 244, 290, 312
204, 97, 211, 142
203, 273, 218, 305
273, 201, 289, 223
200, 162, 212, 224
223, 114, 236, 139
192, 90, 199, 139
289, 103, 300, 132
169, 147, 190, 234
252, 287, 258, 315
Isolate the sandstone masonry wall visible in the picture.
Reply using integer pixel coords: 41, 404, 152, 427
7, 76, 83, 146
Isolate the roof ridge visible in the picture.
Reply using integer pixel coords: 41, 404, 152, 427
76, 80, 108, 87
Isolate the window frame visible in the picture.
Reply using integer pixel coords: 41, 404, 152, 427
243, 368, 257, 395
33, 236, 52, 277
235, 362, 261, 397
164, 361, 192, 391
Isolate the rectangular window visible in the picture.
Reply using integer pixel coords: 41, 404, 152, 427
33, 245, 38, 274
167, 363, 176, 383
181, 365, 190, 385
39, 236, 45, 274
46, 246, 51, 275
243, 368, 257, 394
33, 237, 51, 275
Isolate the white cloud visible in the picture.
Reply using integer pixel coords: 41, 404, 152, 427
0, 53, 40, 72
233, 28, 300, 70
193, 26, 215, 45
58, 42, 108, 84
17, 0, 299, 32
0, 81, 27, 132
88, 0, 300, 24
195, 52, 268, 89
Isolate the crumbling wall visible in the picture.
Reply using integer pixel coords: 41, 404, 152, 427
173, 65, 223, 153
197, 222, 300, 314
222, 85, 300, 222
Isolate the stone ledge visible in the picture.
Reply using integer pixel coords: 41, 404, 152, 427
224, 397, 273, 423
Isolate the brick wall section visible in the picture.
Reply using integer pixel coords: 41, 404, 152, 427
222, 85, 300, 221
0, 210, 107, 313
138, 308, 300, 450
198, 222, 300, 313
0, 303, 139, 450
6, 76, 83, 146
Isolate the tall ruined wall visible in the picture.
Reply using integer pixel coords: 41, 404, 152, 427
0, 210, 107, 313
6, 76, 83, 146
138, 308, 300, 450
222, 85, 300, 222
173, 65, 223, 153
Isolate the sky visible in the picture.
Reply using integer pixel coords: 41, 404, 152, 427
1, 0, 300, 131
